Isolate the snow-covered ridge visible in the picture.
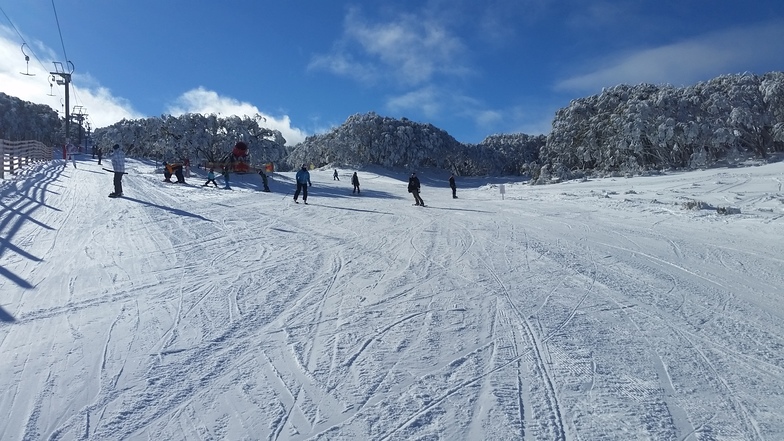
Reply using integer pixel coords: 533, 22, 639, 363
3, 72, 783, 178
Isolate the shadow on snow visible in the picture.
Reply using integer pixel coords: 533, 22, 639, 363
120, 196, 214, 222
0, 162, 61, 289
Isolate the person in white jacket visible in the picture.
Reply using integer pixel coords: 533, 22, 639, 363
109, 144, 126, 197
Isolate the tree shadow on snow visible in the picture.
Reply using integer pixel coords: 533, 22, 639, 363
0, 162, 62, 289
305, 186, 401, 202
306, 202, 395, 215
0, 305, 16, 323
121, 196, 214, 222
351, 165, 531, 190
422, 206, 495, 214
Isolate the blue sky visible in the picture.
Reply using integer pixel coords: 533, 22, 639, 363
1, 1, 783, 145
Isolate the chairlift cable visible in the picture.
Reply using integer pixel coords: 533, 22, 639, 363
0, 4, 63, 100
0, 5, 26, 41
0, 6, 50, 72
51, 0, 69, 65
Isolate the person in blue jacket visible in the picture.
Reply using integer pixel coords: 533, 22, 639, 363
293, 164, 312, 203
203, 168, 218, 187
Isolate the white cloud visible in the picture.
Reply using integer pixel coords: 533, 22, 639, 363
307, 52, 378, 85
474, 109, 503, 127
385, 86, 519, 136
386, 86, 442, 117
556, 20, 784, 93
0, 26, 142, 130
311, 7, 471, 86
1, 26, 306, 145
166, 87, 307, 146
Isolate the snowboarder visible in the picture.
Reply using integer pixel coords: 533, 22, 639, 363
293, 164, 311, 204
352, 172, 360, 194
449, 174, 457, 199
203, 168, 218, 187
333, 169, 340, 181
408, 172, 424, 206
108, 144, 125, 198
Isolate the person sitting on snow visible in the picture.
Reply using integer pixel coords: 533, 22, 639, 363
163, 162, 173, 182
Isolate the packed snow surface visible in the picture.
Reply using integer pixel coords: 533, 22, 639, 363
1, 157, 783, 440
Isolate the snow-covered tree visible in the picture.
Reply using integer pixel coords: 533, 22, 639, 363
5, 71, 783, 181
284, 112, 544, 175
92, 113, 288, 167
540, 72, 784, 180
0, 92, 61, 144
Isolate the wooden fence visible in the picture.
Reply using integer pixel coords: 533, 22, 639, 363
1, 139, 52, 179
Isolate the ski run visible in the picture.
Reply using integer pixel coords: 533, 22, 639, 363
1, 157, 783, 440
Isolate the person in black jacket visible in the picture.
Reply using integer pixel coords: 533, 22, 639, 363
351, 172, 360, 194
408, 172, 425, 206
449, 174, 457, 198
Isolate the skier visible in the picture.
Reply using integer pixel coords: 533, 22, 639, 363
259, 170, 271, 192
333, 169, 340, 181
293, 164, 311, 204
108, 144, 125, 198
221, 166, 231, 190
449, 174, 457, 199
352, 172, 360, 194
203, 168, 218, 187
408, 172, 424, 206
66, 142, 76, 168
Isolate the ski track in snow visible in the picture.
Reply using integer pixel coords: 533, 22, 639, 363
1, 157, 783, 440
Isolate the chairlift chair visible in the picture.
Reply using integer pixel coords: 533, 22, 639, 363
19, 44, 35, 76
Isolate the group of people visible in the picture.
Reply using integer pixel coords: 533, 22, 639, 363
104, 150, 458, 204
163, 162, 187, 184
333, 169, 361, 194
91, 145, 104, 165
203, 167, 234, 189
296, 167, 455, 206
293, 167, 361, 204
406, 172, 457, 206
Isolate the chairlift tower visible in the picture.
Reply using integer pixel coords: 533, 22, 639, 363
72, 106, 88, 148
50, 61, 74, 143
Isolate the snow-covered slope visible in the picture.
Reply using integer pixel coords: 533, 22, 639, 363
1, 158, 783, 440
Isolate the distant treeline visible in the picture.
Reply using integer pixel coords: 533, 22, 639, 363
3, 71, 783, 180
